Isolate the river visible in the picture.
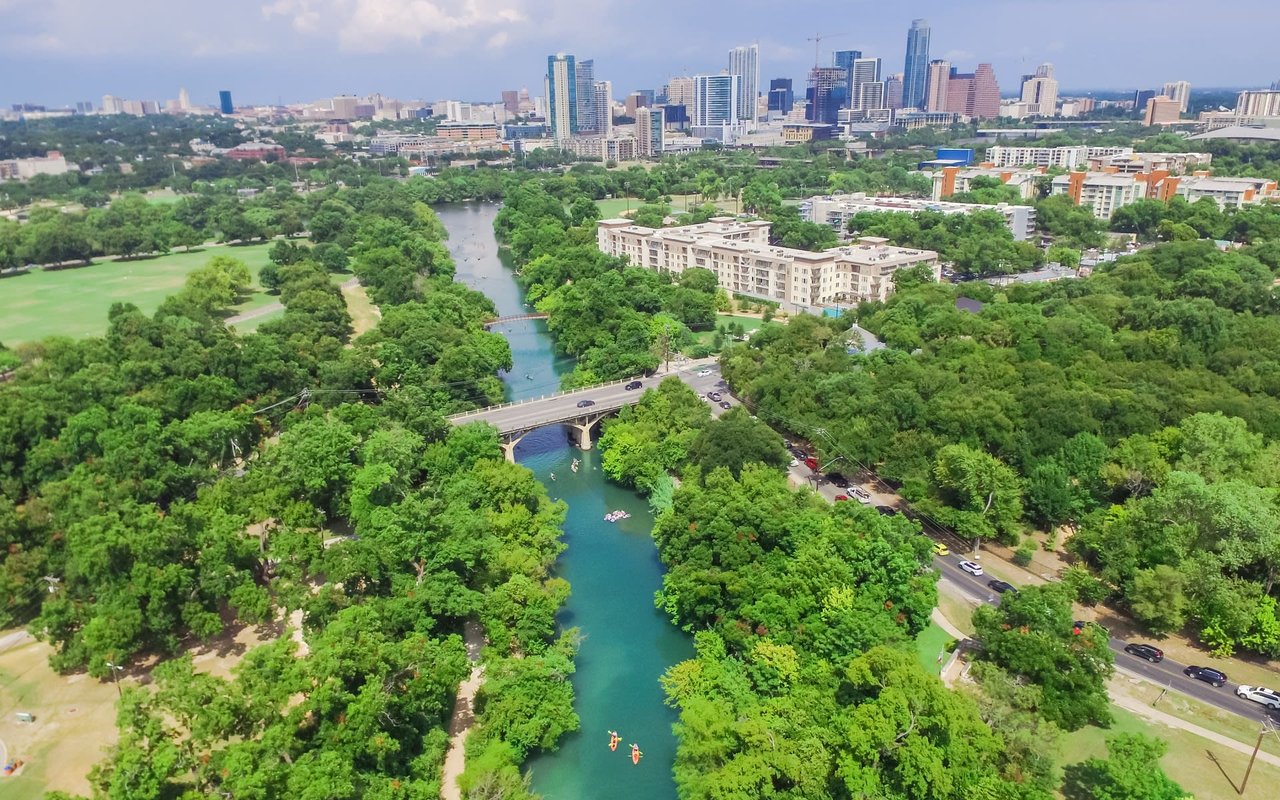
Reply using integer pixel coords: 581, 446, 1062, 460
440, 202, 692, 800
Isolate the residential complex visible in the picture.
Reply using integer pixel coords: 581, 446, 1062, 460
635, 106, 665, 156
931, 166, 1043, 201
596, 217, 939, 311
0, 151, 72, 181
804, 193, 1037, 241
983, 145, 1209, 173
1050, 171, 1279, 217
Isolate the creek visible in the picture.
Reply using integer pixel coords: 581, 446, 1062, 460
439, 202, 691, 800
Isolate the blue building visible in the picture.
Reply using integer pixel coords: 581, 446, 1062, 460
834, 50, 862, 108
546, 53, 578, 140
768, 78, 793, 114
901, 19, 931, 109
218, 90, 234, 115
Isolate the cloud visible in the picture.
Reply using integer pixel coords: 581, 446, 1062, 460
262, 0, 527, 52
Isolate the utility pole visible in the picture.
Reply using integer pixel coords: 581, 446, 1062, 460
105, 661, 125, 698
1240, 716, 1278, 794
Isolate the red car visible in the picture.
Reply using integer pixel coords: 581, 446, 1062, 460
835, 494, 848, 501
804, 457, 819, 470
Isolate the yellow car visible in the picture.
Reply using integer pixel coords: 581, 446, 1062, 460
932, 542, 950, 557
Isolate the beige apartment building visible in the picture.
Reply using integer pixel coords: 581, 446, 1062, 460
596, 217, 939, 310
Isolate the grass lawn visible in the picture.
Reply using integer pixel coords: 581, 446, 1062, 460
0, 243, 278, 345
690, 314, 770, 349
342, 281, 381, 338
914, 622, 953, 677
1059, 706, 1280, 799
595, 193, 740, 220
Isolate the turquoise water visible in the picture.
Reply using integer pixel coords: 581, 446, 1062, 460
439, 203, 691, 800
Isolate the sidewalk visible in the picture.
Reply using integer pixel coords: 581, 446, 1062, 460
1110, 680, 1280, 768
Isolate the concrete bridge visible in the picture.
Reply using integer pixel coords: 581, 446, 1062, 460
482, 313, 549, 328
446, 359, 722, 461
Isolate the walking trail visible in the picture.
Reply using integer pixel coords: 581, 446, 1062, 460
440, 620, 486, 800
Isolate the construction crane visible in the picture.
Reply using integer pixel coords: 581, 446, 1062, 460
806, 32, 849, 70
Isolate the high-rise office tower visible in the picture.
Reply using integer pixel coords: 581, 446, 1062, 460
1020, 63, 1059, 117
728, 44, 760, 121
834, 50, 862, 107
665, 76, 694, 108
902, 19, 931, 109
1133, 89, 1157, 114
1162, 80, 1191, 114
943, 64, 1000, 119
692, 74, 740, 126
178, 87, 190, 111
768, 78, 794, 114
885, 73, 905, 110
925, 60, 951, 112
858, 82, 887, 112
546, 53, 578, 140
218, 90, 234, 114
575, 58, 597, 134
635, 105, 665, 156
807, 67, 846, 123
594, 80, 613, 137
851, 57, 882, 110
501, 90, 520, 115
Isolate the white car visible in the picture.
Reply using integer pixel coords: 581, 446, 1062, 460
959, 560, 984, 577
789, 458, 800, 467
696, 369, 712, 377
851, 487, 872, 504
1236, 685, 1280, 709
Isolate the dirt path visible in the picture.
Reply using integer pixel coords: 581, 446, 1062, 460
440, 620, 486, 800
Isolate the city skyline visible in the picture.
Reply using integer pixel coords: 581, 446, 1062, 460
1, 0, 1278, 107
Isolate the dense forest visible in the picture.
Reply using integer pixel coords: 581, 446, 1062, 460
0, 179, 578, 798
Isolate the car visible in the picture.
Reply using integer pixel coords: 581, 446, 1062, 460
875, 505, 896, 516
987, 579, 1018, 594
789, 458, 800, 467
624, 380, 643, 390
803, 458, 819, 470
1123, 643, 1164, 662
850, 487, 872, 504
834, 494, 849, 501
1184, 666, 1228, 687
1235, 685, 1280, 709
696, 369, 712, 377
707, 391, 722, 401
789, 447, 807, 459
959, 560, 984, 576
718, 401, 731, 409
576, 399, 596, 408
932, 542, 950, 556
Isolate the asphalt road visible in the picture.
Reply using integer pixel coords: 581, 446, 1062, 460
786, 443, 1280, 727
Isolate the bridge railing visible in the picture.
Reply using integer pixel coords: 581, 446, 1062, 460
445, 374, 646, 421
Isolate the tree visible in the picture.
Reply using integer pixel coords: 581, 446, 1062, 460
1062, 734, 1187, 800
688, 408, 788, 478
931, 444, 1024, 548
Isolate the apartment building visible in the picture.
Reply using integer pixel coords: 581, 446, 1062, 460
596, 217, 939, 310
931, 166, 1043, 200
984, 145, 1132, 170
565, 135, 637, 162
1086, 150, 1212, 174
1050, 172, 1150, 218
1156, 175, 1279, 209
437, 122, 501, 141
0, 151, 72, 181
805, 193, 1037, 240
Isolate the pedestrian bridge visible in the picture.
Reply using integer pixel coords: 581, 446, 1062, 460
446, 361, 715, 461
482, 313, 549, 328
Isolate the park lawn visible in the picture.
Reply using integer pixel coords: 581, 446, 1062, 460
1059, 706, 1280, 799
594, 193, 739, 220
0, 243, 276, 345
914, 622, 953, 677
690, 314, 770, 349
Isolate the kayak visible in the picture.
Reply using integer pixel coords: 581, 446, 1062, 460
630, 744, 643, 765
608, 731, 620, 752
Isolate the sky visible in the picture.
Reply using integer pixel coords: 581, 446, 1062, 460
1, 0, 1277, 107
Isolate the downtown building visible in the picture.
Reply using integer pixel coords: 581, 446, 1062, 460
728, 44, 760, 123
635, 106, 665, 157
692, 73, 743, 140
546, 53, 578, 141
596, 217, 939, 311
902, 19, 931, 109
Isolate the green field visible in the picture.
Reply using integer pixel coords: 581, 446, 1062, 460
690, 314, 769, 349
914, 622, 953, 677
0, 244, 276, 345
595, 193, 741, 220
1059, 707, 1280, 799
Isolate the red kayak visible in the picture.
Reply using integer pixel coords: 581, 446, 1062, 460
630, 744, 643, 765
608, 731, 620, 752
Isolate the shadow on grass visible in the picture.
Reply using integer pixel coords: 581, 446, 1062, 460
1060, 762, 1109, 800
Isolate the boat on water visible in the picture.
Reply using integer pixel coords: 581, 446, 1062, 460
608, 730, 620, 752
603, 510, 632, 522
630, 744, 643, 765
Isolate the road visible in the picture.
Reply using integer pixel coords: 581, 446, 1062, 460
777, 416, 1280, 728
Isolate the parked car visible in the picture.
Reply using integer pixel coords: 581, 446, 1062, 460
624, 380, 643, 390
1184, 666, 1228, 687
875, 505, 896, 516
707, 391, 721, 401
851, 487, 872, 504
576, 399, 596, 408
987, 579, 1018, 594
932, 542, 950, 556
1235, 685, 1280, 709
789, 458, 800, 467
718, 401, 731, 409
803, 457, 819, 470
696, 369, 712, 377
789, 447, 807, 460
959, 560, 984, 576
1122, 643, 1164, 663
834, 494, 848, 502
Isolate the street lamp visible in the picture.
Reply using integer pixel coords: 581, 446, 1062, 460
105, 661, 125, 698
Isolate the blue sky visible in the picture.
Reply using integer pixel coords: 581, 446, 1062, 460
1, 0, 1276, 107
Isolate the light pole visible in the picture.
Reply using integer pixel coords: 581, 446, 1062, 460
105, 661, 125, 698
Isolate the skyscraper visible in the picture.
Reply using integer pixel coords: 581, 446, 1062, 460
1020, 64, 1059, 117
1162, 80, 1191, 114
885, 73, 905, 110
925, 60, 951, 112
218, 90, 234, 115
692, 74, 740, 127
501, 90, 521, 115
807, 67, 846, 124
546, 53, 577, 140
943, 64, 1000, 119
902, 19, 931, 109
575, 58, 597, 134
851, 58, 882, 110
635, 106, 665, 157
834, 50, 862, 108
768, 78, 794, 114
178, 87, 190, 111
665, 76, 694, 108
594, 81, 613, 137
1133, 89, 1157, 114
728, 44, 760, 122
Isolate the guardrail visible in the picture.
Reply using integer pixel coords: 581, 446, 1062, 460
445, 375, 645, 421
